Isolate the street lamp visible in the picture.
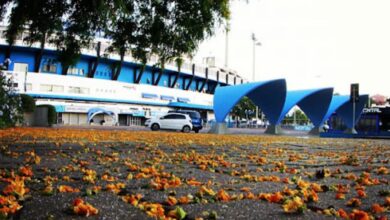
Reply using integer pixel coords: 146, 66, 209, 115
252, 33, 261, 127
252, 33, 261, 82
225, 22, 230, 68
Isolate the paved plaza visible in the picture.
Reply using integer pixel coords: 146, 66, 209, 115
0, 128, 389, 219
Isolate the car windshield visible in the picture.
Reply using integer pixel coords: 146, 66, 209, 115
188, 112, 200, 119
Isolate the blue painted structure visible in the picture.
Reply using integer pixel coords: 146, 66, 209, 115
87, 107, 117, 124
276, 88, 334, 126
0, 44, 228, 94
323, 95, 369, 128
213, 80, 368, 132
213, 79, 287, 124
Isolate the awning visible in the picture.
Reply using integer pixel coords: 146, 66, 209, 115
168, 102, 213, 110
87, 107, 118, 124
142, 93, 158, 99
177, 97, 190, 103
161, 95, 175, 101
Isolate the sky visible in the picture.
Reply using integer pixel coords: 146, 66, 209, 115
193, 0, 390, 96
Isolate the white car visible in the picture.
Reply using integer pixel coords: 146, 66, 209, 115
145, 113, 193, 132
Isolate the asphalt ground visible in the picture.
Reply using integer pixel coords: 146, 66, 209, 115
0, 127, 389, 220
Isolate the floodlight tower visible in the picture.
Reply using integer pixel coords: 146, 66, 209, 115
252, 33, 261, 127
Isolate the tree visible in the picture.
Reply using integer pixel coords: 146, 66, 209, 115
106, 11, 137, 80
25, 0, 67, 72
282, 109, 310, 125
231, 96, 256, 119
55, 0, 109, 75
0, 71, 23, 128
3, 0, 230, 79
64, 0, 108, 77
4, 0, 67, 72
148, 0, 230, 75
0, 0, 12, 22
20, 94, 35, 113
4, 0, 29, 58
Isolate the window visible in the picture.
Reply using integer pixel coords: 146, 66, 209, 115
69, 86, 89, 94
67, 67, 84, 76
40, 84, 64, 92
164, 114, 185, 119
176, 115, 186, 119
42, 63, 57, 73
52, 85, 64, 92
13, 63, 28, 72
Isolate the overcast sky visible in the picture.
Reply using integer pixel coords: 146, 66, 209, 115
193, 0, 390, 96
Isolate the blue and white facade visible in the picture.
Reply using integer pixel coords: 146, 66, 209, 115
0, 25, 248, 125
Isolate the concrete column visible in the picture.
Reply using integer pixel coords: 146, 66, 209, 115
308, 126, 324, 136
208, 123, 228, 134
264, 125, 283, 135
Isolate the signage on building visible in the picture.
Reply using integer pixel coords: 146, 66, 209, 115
362, 108, 382, 113
65, 106, 89, 113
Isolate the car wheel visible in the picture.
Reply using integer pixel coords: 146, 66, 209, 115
151, 123, 160, 131
182, 125, 191, 133
194, 129, 199, 133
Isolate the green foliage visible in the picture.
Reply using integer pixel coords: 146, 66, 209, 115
0, 0, 11, 22
231, 96, 256, 119
282, 109, 310, 125
20, 94, 35, 113
0, 71, 23, 128
47, 105, 57, 126
4, 0, 230, 76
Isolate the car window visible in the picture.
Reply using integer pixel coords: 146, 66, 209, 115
176, 115, 186, 119
163, 114, 176, 119
164, 114, 186, 119
176, 111, 200, 119
189, 112, 200, 118
171, 114, 186, 119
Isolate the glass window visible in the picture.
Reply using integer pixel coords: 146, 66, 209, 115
80, 87, 89, 94
166, 114, 185, 119
52, 85, 64, 92
164, 115, 176, 119
40, 84, 64, 92
176, 115, 186, 119
69, 86, 89, 94
40, 84, 53, 92
42, 64, 57, 73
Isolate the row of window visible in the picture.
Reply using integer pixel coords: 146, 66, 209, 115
31, 84, 89, 94
96, 88, 116, 94
26, 83, 119, 95
41, 64, 84, 76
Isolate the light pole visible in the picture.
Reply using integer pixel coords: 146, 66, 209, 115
225, 22, 230, 68
252, 33, 261, 82
252, 33, 261, 128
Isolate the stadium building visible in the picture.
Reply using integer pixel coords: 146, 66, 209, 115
0, 25, 248, 126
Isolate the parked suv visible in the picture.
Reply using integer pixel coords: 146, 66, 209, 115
145, 113, 193, 133
168, 110, 203, 133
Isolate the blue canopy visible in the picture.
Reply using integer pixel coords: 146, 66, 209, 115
275, 88, 334, 126
213, 79, 287, 124
323, 95, 369, 128
87, 107, 117, 124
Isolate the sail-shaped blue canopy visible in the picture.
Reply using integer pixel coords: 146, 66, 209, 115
275, 88, 334, 126
87, 107, 117, 124
213, 79, 287, 124
322, 95, 369, 128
